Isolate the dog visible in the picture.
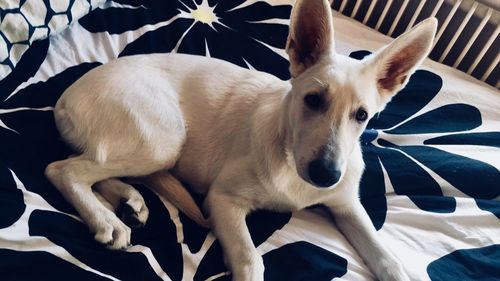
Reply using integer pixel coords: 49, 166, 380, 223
45, 0, 437, 280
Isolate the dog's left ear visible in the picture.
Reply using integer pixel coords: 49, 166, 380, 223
286, 0, 334, 78
366, 18, 437, 107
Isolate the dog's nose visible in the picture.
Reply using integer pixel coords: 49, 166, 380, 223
308, 158, 341, 187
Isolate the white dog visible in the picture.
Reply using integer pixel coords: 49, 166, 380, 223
45, 0, 437, 280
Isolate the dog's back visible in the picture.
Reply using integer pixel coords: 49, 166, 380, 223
55, 53, 289, 193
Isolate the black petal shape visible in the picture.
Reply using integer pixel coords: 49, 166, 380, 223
120, 19, 194, 57
0, 39, 49, 99
129, 185, 183, 281
179, 211, 210, 253
405, 196, 456, 213
222, 1, 291, 22
349, 50, 371, 60
475, 199, 500, 220
396, 145, 500, 199
220, 2, 291, 49
0, 164, 25, 229
263, 241, 348, 280
1, 109, 58, 140
209, 0, 246, 13
178, 21, 208, 56
0, 249, 109, 281
360, 128, 379, 146
247, 210, 291, 246
360, 195, 387, 231
2, 62, 100, 127
206, 22, 290, 80
193, 240, 226, 281
79, 1, 182, 34
204, 23, 247, 67
0, 123, 75, 214
226, 21, 289, 50
0, 63, 102, 214
386, 104, 482, 135
180, 0, 201, 11
350, 51, 443, 131
377, 146, 444, 196
369, 70, 443, 130
194, 210, 291, 280
178, 190, 209, 253
359, 144, 387, 230
425, 132, 500, 148
427, 244, 500, 281
29, 210, 163, 281
0, 108, 74, 212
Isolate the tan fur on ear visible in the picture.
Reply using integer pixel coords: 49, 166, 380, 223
141, 172, 210, 228
368, 18, 437, 103
377, 46, 414, 92
286, 0, 334, 78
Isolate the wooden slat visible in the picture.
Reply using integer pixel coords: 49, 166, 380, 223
405, 0, 427, 31
480, 53, 499, 81
362, 0, 377, 24
438, 2, 478, 62
434, 0, 463, 48
467, 25, 499, 75
375, 0, 393, 31
453, 8, 492, 68
388, 0, 410, 36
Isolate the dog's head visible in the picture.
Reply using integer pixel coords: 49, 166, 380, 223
284, 0, 437, 188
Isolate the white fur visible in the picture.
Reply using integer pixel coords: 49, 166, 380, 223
45, 0, 437, 280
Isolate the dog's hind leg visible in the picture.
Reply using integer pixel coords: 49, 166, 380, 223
49, 80, 190, 248
45, 155, 171, 249
94, 190, 114, 212
94, 179, 149, 228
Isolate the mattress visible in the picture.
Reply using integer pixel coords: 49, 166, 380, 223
0, 0, 499, 280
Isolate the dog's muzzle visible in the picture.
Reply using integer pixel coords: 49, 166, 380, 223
308, 158, 341, 188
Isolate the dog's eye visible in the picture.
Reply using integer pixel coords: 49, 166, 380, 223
304, 94, 323, 111
355, 108, 368, 122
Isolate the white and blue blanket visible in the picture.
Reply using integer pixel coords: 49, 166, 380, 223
0, 1, 499, 280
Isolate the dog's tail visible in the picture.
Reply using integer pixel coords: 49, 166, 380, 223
141, 172, 210, 228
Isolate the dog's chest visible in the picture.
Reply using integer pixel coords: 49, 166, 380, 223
259, 167, 328, 211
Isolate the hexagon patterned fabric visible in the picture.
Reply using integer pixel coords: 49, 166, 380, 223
0, 0, 106, 79
0, 1, 499, 280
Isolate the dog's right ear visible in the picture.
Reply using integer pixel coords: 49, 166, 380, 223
286, 0, 334, 78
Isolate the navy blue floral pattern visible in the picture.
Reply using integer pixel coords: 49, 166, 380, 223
0, 1, 499, 280
427, 244, 500, 281
0, 0, 103, 78
81, 0, 292, 80
0, 1, 299, 280
352, 51, 500, 229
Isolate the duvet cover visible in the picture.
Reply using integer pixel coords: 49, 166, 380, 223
0, 1, 499, 280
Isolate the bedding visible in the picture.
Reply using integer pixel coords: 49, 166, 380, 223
0, 0, 106, 79
0, 0, 499, 280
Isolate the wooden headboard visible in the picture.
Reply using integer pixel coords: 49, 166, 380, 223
332, 0, 499, 87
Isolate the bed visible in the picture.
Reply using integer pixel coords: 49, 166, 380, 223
0, 0, 499, 280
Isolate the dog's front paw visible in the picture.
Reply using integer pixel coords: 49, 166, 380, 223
92, 209, 131, 250
117, 198, 149, 228
231, 253, 264, 281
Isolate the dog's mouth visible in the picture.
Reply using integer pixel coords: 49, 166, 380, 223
288, 149, 343, 189
304, 175, 341, 189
